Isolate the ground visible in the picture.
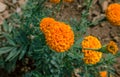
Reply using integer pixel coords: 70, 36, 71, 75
0, 0, 120, 77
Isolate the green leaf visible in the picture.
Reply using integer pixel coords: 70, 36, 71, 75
5, 48, 17, 61
8, 25, 13, 33
3, 20, 9, 32
23, 72, 33, 77
0, 34, 3, 38
3, 33, 16, 46
50, 60, 58, 68
0, 47, 14, 55
19, 45, 27, 60
4, 58, 17, 73
9, 46, 24, 61
74, 38, 83, 48
115, 51, 120, 57
32, 73, 41, 77
0, 57, 4, 68
19, 30, 28, 43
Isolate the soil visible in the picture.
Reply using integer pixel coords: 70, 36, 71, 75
0, 0, 120, 77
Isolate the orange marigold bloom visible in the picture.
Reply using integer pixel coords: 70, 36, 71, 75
45, 21, 74, 52
99, 71, 107, 77
50, 0, 60, 4
106, 3, 120, 26
82, 36, 102, 53
82, 36, 102, 64
107, 41, 118, 54
40, 17, 55, 33
63, 0, 73, 3
83, 51, 102, 64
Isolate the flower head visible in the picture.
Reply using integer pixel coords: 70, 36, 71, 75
45, 21, 74, 52
82, 36, 102, 52
40, 17, 74, 52
99, 71, 107, 77
83, 51, 102, 64
40, 17, 55, 33
81, 36, 102, 64
107, 41, 118, 54
50, 0, 60, 4
106, 3, 120, 26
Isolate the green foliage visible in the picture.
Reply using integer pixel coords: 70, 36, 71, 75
0, 0, 120, 77
0, 0, 48, 73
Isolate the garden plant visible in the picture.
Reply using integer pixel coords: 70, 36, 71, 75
0, 0, 120, 77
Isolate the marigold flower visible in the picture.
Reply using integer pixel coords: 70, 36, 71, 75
106, 3, 120, 26
82, 36, 102, 53
63, 0, 73, 3
82, 36, 102, 64
45, 21, 74, 52
107, 41, 118, 54
50, 0, 60, 4
83, 51, 102, 64
40, 17, 55, 33
99, 71, 107, 77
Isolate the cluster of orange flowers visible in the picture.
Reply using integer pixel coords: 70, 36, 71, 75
40, 17, 74, 52
39, 2, 120, 65
81, 35, 119, 64
50, 0, 73, 4
81, 36, 102, 64
40, 17, 118, 64
106, 3, 120, 26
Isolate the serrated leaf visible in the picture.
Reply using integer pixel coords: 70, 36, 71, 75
23, 72, 32, 77
5, 48, 17, 61
5, 58, 17, 73
19, 30, 28, 43
3, 33, 16, 46
50, 60, 58, 68
8, 25, 13, 33
74, 38, 83, 48
3, 20, 9, 32
115, 51, 120, 57
9, 46, 24, 61
19, 45, 27, 60
32, 73, 40, 77
0, 58, 4, 68
0, 47, 14, 55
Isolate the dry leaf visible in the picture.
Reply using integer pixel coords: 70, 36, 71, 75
0, 2, 7, 12
2, 10, 10, 19
102, 1, 108, 12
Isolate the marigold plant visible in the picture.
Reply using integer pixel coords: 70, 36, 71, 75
99, 71, 107, 77
82, 35, 102, 64
107, 41, 118, 55
106, 3, 120, 26
0, 0, 120, 77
